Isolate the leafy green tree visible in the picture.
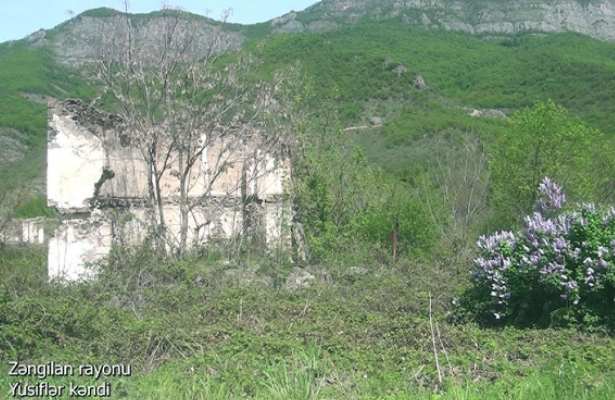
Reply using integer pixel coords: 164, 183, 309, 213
489, 100, 610, 228
289, 94, 435, 262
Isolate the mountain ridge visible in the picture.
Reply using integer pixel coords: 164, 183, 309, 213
6, 0, 615, 53
281, 0, 615, 41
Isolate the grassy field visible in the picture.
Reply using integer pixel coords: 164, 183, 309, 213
1, 247, 614, 399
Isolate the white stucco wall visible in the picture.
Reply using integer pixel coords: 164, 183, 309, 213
258, 155, 289, 199
47, 113, 105, 210
265, 201, 292, 248
48, 216, 112, 281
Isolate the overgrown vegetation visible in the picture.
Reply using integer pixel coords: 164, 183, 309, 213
254, 23, 615, 132
1, 247, 615, 398
489, 101, 614, 229
292, 108, 437, 262
465, 177, 615, 330
2, 10, 615, 399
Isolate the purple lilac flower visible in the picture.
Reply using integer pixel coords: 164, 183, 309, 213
568, 247, 581, 261
477, 231, 516, 252
556, 214, 572, 234
540, 262, 565, 276
474, 231, 518, 318
525, 212, 560, 236
603, 207, 615, 225
553, 237, 567, 251
473, 177, 614, 320
585, 267, 596, 287
530, 252, 541, 265
536, 177, 566, 211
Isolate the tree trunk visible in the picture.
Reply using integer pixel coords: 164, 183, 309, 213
178, 170, 189, 257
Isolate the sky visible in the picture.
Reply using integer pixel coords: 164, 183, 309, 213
0, 0, 318, 43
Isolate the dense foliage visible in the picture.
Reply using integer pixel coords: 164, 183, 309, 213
292, 106, 436, 263
255, 23, 615, 132
2, 247, 615, 398
469, 177, 615, 330
489, 100, 613, 228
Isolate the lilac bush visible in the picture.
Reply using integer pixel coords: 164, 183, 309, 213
536, 176, 566, 212
472, 177, 615, 328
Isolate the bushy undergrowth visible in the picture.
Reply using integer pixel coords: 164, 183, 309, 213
1, 244, 615, 398
295, 128, 436, 262
466, 178, 615, 330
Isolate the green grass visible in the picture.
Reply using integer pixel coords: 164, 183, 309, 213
21, 349, 606, 399
0, 43, 92, 138
1, 247, 614, 399
14, 195, 55, 218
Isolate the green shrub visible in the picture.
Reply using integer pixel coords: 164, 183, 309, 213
293, 116, 435, 263
465, 178, 615, 330
488, 101, 613, 229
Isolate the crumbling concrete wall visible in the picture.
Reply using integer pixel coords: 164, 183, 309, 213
47, 99, 292, 281
47, 107, 106, 210
48, 213, 112, 281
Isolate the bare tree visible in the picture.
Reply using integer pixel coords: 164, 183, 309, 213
417, 132, 490, 263
94, 2, 288, 256
0, 192, 13, 246
0, 189, 25, 246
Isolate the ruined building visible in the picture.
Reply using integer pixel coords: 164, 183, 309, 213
46, 99, 292, 280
